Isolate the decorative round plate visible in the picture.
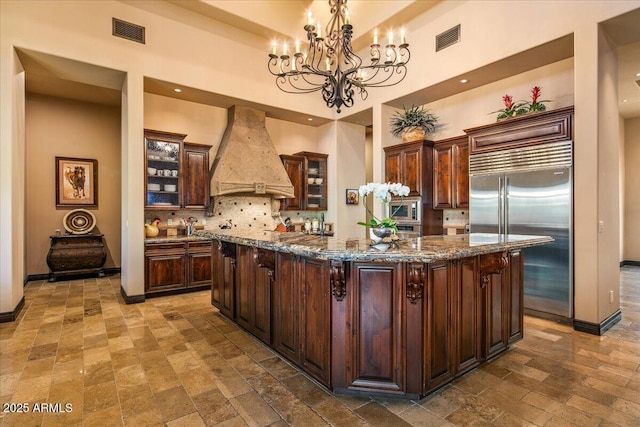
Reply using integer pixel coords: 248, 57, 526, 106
63, 209, 96, 234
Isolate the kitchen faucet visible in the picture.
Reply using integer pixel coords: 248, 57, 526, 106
185, 217, 198, 236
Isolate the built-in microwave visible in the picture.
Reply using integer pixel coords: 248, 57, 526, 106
388, 197, 421, 222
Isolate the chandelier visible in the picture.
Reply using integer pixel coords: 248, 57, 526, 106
267, 0, 410, 113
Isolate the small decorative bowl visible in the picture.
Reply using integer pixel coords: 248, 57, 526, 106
147, 167, 156, 175
315, 178, 323, 184
308, 178, 315, 184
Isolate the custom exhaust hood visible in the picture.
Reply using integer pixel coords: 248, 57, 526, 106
210, 106, 294, 198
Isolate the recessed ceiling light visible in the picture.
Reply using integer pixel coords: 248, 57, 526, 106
636, 72, 640, 77
174, 88, 182, 93
307, 118, 313, 121
623, 99, 629, 103
460, 79, 468, 84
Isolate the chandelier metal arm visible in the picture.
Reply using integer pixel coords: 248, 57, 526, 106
267, 0, 410, 113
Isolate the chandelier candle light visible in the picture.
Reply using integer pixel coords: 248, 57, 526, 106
267, 0, 410, 113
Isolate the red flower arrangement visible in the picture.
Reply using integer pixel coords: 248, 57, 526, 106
490, 86, 552, 120
527, 86, 550, 112
491, 94, 528, 120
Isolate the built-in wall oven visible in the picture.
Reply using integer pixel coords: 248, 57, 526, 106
388, 197, 422, 237
388, 197, 421, 222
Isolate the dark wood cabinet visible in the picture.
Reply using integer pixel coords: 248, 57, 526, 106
46, 234, 107, 282
280, 151, 328, 211
272, 252, 299, 363
183, 143, 211, 209
145, 242, 187, 292
235, 245, 272, 345
384, 141, 443, 235
433, 135, 469, 210
425, 261, 455, 392
212, 239, 526, 399
384, 142, 424, 197
345, 262, 405, 395
279, 155, 305, 211
211, 240, 236, 319
297, 257, 331, 386
452, 256, 482, 375
145, 240, 212, 294
144, 130, 211, 211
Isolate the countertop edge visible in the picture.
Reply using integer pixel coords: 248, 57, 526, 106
195, 230, 553, 263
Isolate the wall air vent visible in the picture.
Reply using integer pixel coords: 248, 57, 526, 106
112, 18, 145, 44
436, 24, 460, 52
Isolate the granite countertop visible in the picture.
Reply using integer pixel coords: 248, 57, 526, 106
195, 229, 553, 263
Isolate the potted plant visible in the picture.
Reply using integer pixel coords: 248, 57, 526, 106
390, 105, 439, 142
490, 94, 528, 121
526, 86, 550, 113
357, 182, 410, 243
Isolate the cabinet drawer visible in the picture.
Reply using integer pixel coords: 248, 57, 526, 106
145, 242, 186, 254
188, 241, 213, 252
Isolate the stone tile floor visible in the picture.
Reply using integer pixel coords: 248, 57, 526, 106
0, 267, 638, 426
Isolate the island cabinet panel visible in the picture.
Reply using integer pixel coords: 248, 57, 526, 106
235, 245, 272, 345
272, 252, 299, 363
346, 262, 405, 395
298, 257, 331, 386
425, 262, 455, 392
211, 240, 236, 319
507, 250, 524, 344
452, 257, 482, 375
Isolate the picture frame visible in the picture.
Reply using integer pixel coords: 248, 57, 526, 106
346, 189, 359, 205
55, 157, 98, 208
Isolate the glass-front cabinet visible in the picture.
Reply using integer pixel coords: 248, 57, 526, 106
144, 130, 185, 209
301, 152, 328, 211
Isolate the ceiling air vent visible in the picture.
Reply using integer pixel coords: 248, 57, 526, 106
436, 24, 460, 52
112, 18, 145, 44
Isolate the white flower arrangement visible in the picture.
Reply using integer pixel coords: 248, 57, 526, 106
357, 182, 410, 232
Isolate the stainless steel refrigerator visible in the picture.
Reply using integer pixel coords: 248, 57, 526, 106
469, 141, 573, 319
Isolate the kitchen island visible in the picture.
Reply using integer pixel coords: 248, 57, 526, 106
198, 229, 552, 399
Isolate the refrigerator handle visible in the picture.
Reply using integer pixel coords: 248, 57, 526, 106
504, 176, 509, 236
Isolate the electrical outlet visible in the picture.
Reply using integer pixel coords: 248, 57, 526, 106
609, 290, 614, 304
201, 218, 207, 225
598, 220, 604, 233
167, 218, 173, 226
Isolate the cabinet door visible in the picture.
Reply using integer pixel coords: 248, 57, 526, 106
145, 243, 187, 293
145, 130, 184, 209
298, 257, 331, 386
425, 262, 455, 392
272, 252, 299, 363
187, 241, 212, 288
385, 150, 402, 184
347, 262, 404, 394
211, 241, 223, 309
484, 270, 509, 359
253, 262, 272, 345
453, 143, 469, 208
433, 144, 454, 209
235, 245, 254, 332
183, 144, 210, 209
297, 152, 328, 211
402, 146, 423, 197
507, 250, 524, 344
280, 155, 305, 210
453, 257, 482, 375
215, 242, 236, 319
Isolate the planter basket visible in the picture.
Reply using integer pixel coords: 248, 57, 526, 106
401, 127, 426, 143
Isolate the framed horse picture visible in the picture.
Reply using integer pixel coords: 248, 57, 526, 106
55, 157, 98, 208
